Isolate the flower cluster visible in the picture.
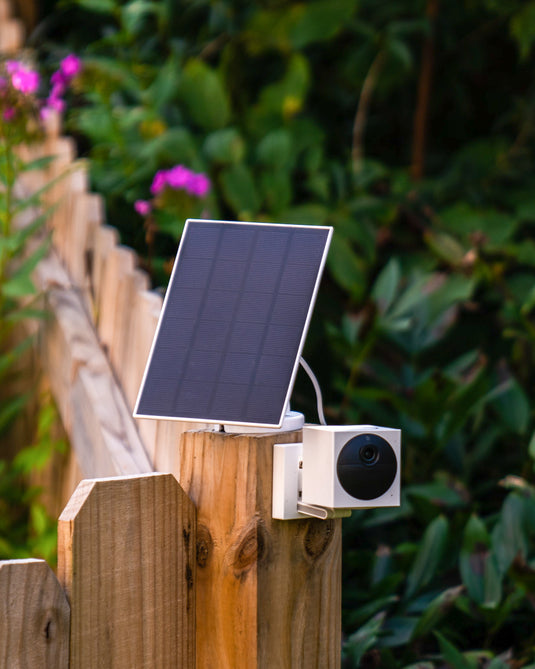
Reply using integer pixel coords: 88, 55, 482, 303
1, 59, 42, 142
0, 54, 82, 137
43, 54, 82, 116
135, 164, 211, 216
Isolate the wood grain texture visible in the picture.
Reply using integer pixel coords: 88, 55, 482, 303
0, 17, 24, 53
177, 430, 342, 669
35, 250, 152, 478
92, 225, 119, 324
0, 559, 70, 669
58, 473, 196, 669
97, 245, 136, 355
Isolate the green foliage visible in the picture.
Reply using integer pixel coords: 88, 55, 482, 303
0, 63, 65, 564
37, 0, 535, 664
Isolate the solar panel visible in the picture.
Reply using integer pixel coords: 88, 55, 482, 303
134, 219, 332, 428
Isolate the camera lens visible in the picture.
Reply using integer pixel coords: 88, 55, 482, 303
360, 445, 378, 464
337, 433, 397, 501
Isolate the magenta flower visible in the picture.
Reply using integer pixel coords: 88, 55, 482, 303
150, 170, 168, 195
60, 54, 82, 79
3, 107, 16, 121
134, 199, 152, 216
187, 173, 211, 198
11, 66, 40, 95
51, 70, 67, 90
166, 165, 191, 189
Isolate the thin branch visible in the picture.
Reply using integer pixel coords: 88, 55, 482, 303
352, 49, 386, 174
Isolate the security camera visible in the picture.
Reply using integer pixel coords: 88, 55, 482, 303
272, 425, 401, 520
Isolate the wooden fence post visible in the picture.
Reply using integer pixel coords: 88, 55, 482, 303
178, 430, 342, 669
0, 558, 70, 669
57, 473, 196, 669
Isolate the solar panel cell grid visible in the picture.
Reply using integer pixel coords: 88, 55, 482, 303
134, 219, 332, 427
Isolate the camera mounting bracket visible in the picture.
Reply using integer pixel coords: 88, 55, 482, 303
272, 442, 352, 520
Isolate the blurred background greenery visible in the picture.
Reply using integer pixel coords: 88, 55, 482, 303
4, 0, 535, 665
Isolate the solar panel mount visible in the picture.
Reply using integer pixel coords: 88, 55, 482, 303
134, 219, 332, 429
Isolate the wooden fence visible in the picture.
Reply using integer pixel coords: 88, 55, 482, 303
1, 17, 342, 668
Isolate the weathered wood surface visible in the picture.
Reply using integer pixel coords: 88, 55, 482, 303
0, 0, 24, 53
0, 559, 70, 669
58, 473, 196, 669
34, 249, 152, 478
178, 430, 342, 669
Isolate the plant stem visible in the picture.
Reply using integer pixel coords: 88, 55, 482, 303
352, 50, 386, 174
410, 0, 440, 181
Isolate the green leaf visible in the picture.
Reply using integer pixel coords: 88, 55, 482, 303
144, 52, 182, 108
491, 375, 529, 435
139, 128, 198, 166
203, 128, 245, 166
439, 203, 517, 246
492, 494, 528, 575
0, 394, 29, 432
121, 0, 165, 35
219, 163, 259, 218
460, 515, 502, 608
255, 54, 310, 120
386, 37, 413, 70
259, 169, 292, 213
288, 0, 357, 49
405, 515, 449, 600
410, 585, 464, 641
379, 616, 418, 648
245, 0, 357, 51
326, 235, 366, 299
280, 204, 329, 227
425, 229, 466, 265
372, 258, 400, 315
343, 612, 385, 667
2, 273, 36, 299
179, 59, 231, 131
72, 0, 116, 13
510, 2, 535, 59
256, 129, 293, 168
434, 631, 472, 669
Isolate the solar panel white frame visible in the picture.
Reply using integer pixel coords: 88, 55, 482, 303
134, 219, 332, 428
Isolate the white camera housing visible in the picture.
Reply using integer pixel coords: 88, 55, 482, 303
302, 424, 400, 509
272, 424, 401, 520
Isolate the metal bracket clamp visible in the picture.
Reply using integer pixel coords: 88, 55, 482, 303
272, 442, 352, 520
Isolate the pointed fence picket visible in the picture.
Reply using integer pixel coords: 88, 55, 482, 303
1, 473, 196, 669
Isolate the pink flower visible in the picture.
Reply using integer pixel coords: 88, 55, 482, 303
187, 173, 211, 198
134, 199, 152, 216
60, 54, 82, 79
11, 66, 40, 95
0, 77, 7, 89
150, 170, 168, 195
46, 95, 65, 112
3, 107, 16, 121
51, 70, 68, 90
166, 165, 192, 189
